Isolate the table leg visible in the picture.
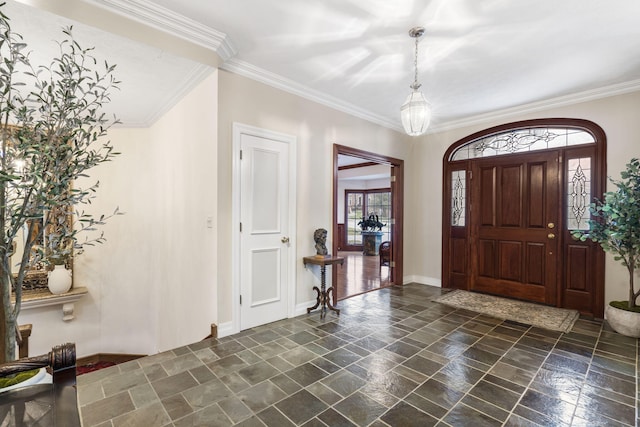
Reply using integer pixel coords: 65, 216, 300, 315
306, 263, 340, 317
306, 286, 321, 313
326, 287, 340, 315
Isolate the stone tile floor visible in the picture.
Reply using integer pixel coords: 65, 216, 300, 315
77, 284, 639, 426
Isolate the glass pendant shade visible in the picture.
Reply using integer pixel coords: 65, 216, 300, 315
401, 88, 431, 136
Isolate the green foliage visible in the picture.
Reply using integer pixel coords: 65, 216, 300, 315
0, 4, 120, 361
572, 158, 640, 309
610, 300, 640, 313
0, 367, 39, 388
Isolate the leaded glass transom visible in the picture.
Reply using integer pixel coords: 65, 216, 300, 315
567, 157, 591, 230
451, 170, 466, 226
450, 127, 595, 161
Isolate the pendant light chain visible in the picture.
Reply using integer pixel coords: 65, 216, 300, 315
413, 35, 420, 90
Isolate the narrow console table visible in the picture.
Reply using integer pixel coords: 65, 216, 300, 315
303, 255, 344, 318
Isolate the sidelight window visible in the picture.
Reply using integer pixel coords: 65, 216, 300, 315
451, 170, 466, 226
567, 157, 592, 230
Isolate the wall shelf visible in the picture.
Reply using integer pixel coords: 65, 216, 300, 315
17, 287, 88, 321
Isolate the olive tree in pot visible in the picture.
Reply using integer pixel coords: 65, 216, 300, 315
572, 158, 640, 337
0, 8, 120, 363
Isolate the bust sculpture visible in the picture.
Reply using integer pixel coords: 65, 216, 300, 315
313, 228, 328, 256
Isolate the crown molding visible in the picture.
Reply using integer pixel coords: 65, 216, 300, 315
222, 57, 640, 136
92, 0, 237, 60
221, 58, 404, 133
428, 78, 640, 135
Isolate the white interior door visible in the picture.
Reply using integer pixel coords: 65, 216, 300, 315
239, 131, 291, 330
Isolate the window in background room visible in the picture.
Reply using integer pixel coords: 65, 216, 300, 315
345, 189, 391, 246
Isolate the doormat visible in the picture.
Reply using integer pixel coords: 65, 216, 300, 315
433, 290, 579, 333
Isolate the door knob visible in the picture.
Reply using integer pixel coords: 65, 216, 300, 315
548, 233, 556, 239
547, 222, 555, 229
281, 237, 290, 244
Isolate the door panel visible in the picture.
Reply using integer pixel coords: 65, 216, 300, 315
471, 152, 559, 304
240, 134, 289, 330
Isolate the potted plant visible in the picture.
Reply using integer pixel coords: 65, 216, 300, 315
572, 158, 640, 337
0, 9, 120, 363
358, 214, 386, 256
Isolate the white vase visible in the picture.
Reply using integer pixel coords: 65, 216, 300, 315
48, 265, 72, 295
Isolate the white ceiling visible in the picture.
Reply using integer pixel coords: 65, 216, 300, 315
7, 0, 640, 132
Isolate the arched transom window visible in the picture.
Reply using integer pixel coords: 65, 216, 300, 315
450, 127, 595, 161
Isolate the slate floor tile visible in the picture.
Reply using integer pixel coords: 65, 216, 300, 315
256, 406, 295, 427
173, 404, 233, 427
236, 381, 288, 413
317, 408, 357, 427
237, 360, 281, 385
469, 380, 520, 412
413, 378, 465, 410
518, 389, 575, 425
443, 403, 503, 427
380, 401, 438, 427
334, 391, 388, 426
151, 371, 198, 400
75, 284, 639, 427
321, 369, 366, 397
80, 391, 135, 427
275, 389, 327, 425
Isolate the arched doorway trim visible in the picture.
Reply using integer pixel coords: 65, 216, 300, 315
442, 118, 606, 317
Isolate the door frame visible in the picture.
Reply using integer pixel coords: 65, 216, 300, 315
333, 144, 404, 287
442, 118, 606, 317
231, 122, 297, 334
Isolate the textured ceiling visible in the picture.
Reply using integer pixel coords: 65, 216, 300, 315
6, 0, 640, 132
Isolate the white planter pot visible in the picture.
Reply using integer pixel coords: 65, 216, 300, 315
0, 368, 52, 393
48, 265, 72, 295
605, 304, 640, 338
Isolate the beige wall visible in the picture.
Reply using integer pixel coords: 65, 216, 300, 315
216, 70, 413, 327
19, 71, 219, 357
406, 90, 640, 304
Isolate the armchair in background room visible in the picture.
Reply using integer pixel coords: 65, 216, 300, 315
379, 241, 391, 274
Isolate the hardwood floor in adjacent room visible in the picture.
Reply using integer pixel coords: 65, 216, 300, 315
335, 251, 391, 300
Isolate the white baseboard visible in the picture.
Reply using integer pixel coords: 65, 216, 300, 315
219, 301, 317, 339
217, 321, 234, 338
403, 275, 441, 287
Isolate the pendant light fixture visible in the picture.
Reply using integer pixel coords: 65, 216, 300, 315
400, 27, 431, 136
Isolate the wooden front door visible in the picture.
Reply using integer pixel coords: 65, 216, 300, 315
442, 119, 606, 318
471, 151, 560, 304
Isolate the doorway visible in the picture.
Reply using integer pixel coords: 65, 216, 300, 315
442, 119, 606, 317
332, 144, 404, 300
